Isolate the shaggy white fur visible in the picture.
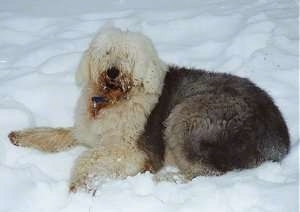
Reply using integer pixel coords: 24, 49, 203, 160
8, 27, 168, 192
76, 27, 167, 94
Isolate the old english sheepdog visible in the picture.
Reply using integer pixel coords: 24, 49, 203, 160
8, 27, 290, 193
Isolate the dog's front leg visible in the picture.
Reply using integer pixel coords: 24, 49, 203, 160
8, 127, 78, 152
69, 142, 146, 193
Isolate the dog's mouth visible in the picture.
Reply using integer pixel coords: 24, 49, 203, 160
89, 67, 133, 118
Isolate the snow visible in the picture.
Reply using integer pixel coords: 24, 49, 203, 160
0, 0, 298, 211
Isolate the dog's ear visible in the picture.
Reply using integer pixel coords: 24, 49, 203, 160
143, 59, 168, 94
75, 50, 91, 86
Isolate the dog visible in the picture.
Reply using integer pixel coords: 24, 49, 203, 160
8, 27, 290, 193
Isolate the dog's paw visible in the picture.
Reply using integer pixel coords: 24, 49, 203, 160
69, 179, 87, 193
69, 183, 80, 193
69, 175, 97, 195
8, 131, 21, 146
153, 166, 187, 183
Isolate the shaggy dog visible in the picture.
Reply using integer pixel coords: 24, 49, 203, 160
8, 27, 290, 193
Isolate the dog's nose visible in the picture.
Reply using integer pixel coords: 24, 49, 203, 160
106, 67, 120, 80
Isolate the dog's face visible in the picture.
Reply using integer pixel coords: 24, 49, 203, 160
75, 27, 168, 117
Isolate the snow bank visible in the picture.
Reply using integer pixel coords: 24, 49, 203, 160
0, 0, 298, 211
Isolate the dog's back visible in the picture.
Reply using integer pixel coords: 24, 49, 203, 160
139, 66, 290, 177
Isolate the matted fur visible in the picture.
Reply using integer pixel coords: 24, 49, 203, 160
8, 27, 290, 193
9, 27, 168, 192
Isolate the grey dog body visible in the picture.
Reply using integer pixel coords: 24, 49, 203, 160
138, 66, 290, 177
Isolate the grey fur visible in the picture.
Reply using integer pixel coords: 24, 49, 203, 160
138, 65, 290, 178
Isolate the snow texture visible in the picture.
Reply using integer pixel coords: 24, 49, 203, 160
0, 0, 298, 211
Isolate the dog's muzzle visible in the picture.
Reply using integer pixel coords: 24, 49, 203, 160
101, 67, 132, 92
106, 67, 120, 80
90, 67, 133, 118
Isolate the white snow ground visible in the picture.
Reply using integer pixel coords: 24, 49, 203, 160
0, 0, 298, 211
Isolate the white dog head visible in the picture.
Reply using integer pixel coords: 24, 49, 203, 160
76, 27, 168, 96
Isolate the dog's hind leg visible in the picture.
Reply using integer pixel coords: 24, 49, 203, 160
164, 95, 252, 178
8, 127, 78, 152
